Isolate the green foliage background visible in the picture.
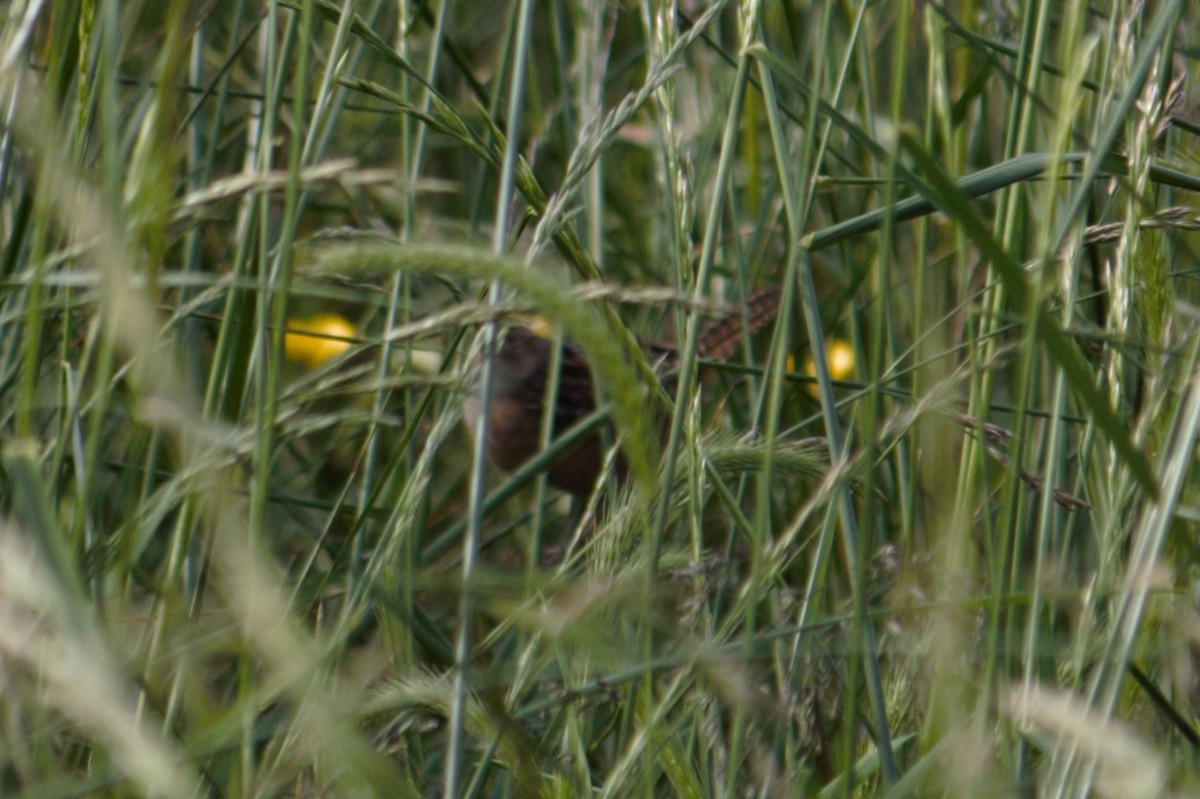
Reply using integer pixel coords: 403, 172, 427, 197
0, 0, 1199, 796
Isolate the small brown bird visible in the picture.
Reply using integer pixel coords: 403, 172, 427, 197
465, 286, 782, 495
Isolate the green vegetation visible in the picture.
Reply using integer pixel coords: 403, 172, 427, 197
0, 1, 1197, 796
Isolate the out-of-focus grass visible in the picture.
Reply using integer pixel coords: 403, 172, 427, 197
0, 1, 1197, 797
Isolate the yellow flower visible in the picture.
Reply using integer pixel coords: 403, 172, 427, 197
802, 339, 855, 394
284, 314, 356, 368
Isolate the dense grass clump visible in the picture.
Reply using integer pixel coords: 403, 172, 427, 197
0, 1, 1198, 796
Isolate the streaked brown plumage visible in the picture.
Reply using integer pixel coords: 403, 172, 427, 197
465, 286, 781, 495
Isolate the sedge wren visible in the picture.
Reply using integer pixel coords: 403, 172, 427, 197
465, 286, 782, 495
